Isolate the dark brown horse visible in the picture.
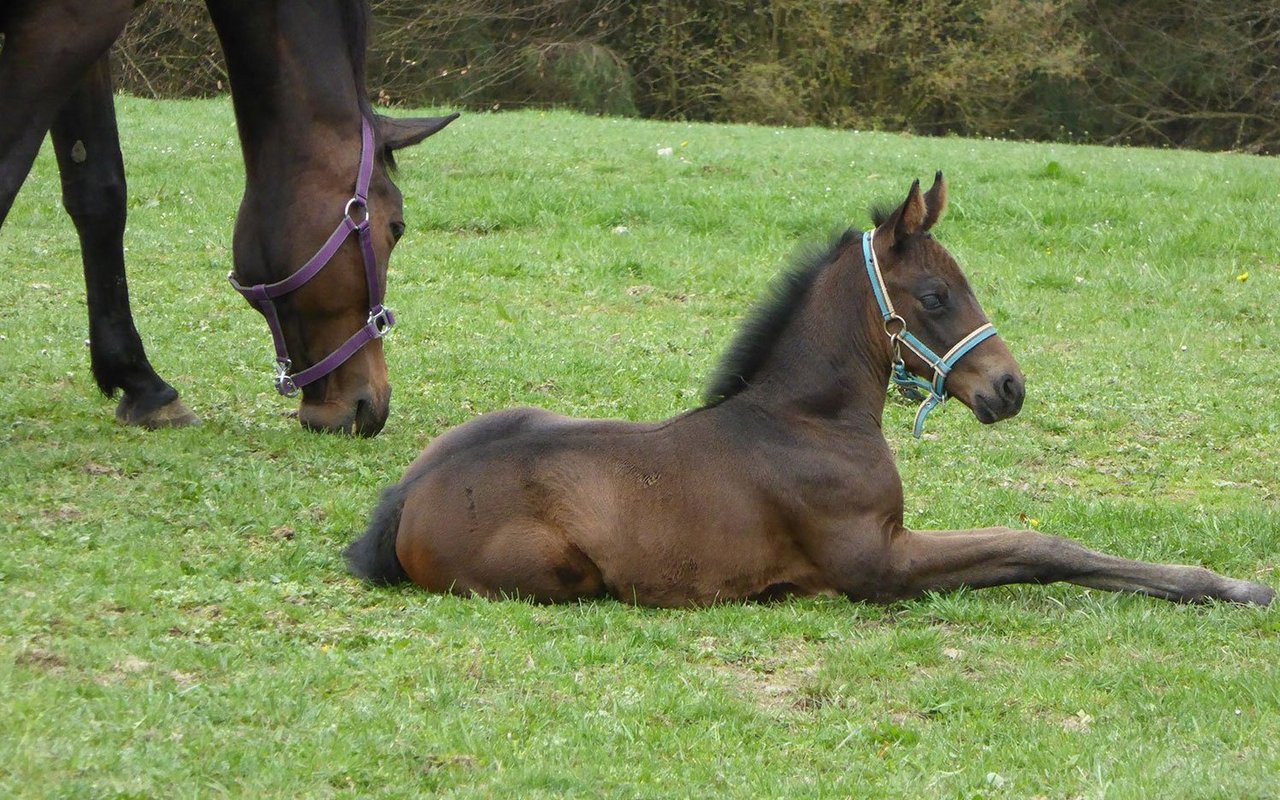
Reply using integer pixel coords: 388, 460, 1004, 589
346, 174, 1275, 607
0, 0, 455, 435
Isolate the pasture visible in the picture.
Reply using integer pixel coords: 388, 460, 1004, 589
2, 97, 1277, 797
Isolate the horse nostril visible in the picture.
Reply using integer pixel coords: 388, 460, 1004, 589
1000, 374, 1024, 406
352, 393, 390, 437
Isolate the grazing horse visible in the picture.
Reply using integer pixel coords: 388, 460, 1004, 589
0, 0, 456, 435
345, 174, 1275, 608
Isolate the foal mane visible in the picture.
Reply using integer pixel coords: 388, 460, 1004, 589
703, 227, 862, 406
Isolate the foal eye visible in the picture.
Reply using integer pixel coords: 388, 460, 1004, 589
920, 293, 945, 310
390, 221, 406, 241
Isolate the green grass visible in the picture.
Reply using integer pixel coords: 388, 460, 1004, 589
2, 97, 1278, 798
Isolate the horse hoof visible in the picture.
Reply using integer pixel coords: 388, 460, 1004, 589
1223, 579, 1276, 607
115, 397, 201, 429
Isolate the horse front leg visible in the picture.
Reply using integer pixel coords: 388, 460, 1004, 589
48, 56, 198, 427
881, 526, 1274, 606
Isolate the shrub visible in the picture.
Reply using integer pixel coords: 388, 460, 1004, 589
102, 0, 1280, 153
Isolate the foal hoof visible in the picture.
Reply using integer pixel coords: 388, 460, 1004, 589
115, 396, 201, 429
1221, 579, 1276, 607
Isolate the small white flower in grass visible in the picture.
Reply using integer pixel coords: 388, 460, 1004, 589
657, 147, 673, 157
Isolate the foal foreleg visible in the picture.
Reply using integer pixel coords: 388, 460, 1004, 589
885, 527, 1274, 606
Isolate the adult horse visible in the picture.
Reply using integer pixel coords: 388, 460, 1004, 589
346, 174, 1275, 607
0, 0, 456, 435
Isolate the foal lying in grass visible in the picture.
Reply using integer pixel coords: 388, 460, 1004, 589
346, 174, 1275, 608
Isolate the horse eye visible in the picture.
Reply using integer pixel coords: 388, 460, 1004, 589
920, 293, 945, 310
390, 221, 406, 241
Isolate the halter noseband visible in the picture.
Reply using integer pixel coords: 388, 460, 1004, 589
862, 230, 997, 438
228, 115, 394, 396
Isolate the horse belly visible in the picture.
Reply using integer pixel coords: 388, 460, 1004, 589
575, 489, 832, 606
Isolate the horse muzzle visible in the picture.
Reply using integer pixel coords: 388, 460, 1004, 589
298, 386, 390, 437
971, 371, 1025, 424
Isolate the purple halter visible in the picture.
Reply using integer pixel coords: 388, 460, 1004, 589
228, 115, 394, 396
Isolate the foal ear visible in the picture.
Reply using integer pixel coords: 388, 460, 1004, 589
376, 112, 460, 152
882, 178, 926, 245
922, 171, 947, 231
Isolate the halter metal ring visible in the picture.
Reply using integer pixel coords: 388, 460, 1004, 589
344, 197, 369, 226
883, 314, 907, 338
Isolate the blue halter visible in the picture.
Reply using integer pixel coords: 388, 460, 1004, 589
862, 230, 998, 438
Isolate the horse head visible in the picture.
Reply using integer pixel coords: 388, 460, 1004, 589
867, 173, 1025, 428
229, 112, 457, 437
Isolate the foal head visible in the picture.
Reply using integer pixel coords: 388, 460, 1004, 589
867, 173, 1025, 426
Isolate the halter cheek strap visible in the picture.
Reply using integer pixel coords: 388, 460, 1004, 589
862, 230, 998, 437
228, 115, 395, 396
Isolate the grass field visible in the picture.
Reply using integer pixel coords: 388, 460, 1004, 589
2, 96, 1278, 798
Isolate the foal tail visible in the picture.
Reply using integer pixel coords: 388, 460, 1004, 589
344, 482, 410, 584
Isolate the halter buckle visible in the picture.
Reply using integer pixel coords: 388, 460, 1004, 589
274, 359, 298, 397
368, 306, 394, 337
891, 361, 932, 403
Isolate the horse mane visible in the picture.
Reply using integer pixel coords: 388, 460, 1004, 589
339, 0, 410, 173
339, 0, 373, 120
703, 227, 862, 406
869, 203, 895, 228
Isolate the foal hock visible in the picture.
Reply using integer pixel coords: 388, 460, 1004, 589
346, 174, 1274, 608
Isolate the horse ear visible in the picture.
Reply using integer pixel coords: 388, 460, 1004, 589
922, 171, 947, 230
880, 178, 925, 245
376, 112, 460, 152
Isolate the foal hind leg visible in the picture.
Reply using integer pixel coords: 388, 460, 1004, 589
881, 527, 1274, 606
49, 57, 197, 428
397, 512, 606, 604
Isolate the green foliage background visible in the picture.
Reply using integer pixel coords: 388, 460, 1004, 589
112, 0, 1280, 153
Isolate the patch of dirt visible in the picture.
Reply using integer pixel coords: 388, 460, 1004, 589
1062, 710, 1093, 732
724, 661, 820, 712
168, 669, 200, 688
698, 636, 821, 713
15, 647, 67, 673
422, 754, 478, 773
83, 462, 125, 478
94, 654, 153, 686
41, 504, 83, 523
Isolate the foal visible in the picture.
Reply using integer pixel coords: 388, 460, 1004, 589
346, 174, 1275, 608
